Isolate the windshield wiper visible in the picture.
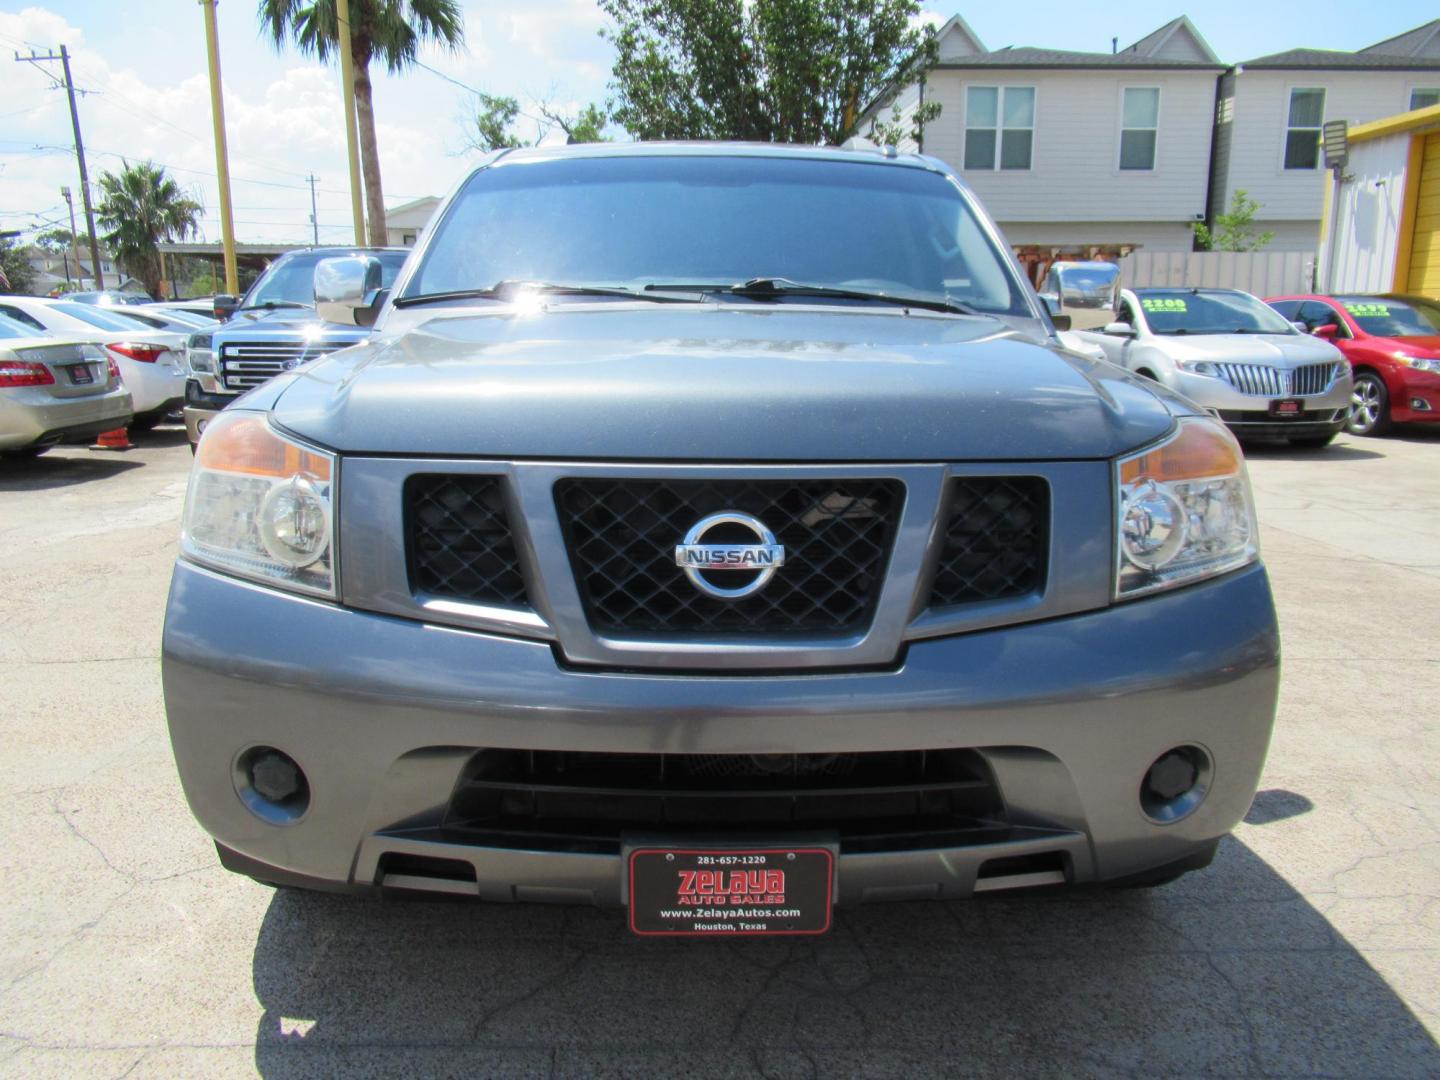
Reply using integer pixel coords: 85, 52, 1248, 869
243, 300, 310, 311
1230, 328, 1277, 334
393, 280, 701, 308
646, 277, 978, 316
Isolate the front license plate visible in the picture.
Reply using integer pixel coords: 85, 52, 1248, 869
68, 364, 93, 385
1269, 398, 1302, 417
627, 846, 834, 937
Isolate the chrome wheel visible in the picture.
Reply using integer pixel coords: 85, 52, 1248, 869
1347, 374, 1388, 436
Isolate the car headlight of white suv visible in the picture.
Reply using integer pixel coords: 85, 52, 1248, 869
181, 410, 335, 598
1115, 417, 1259, 599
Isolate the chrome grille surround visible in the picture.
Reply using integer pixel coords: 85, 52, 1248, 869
218, 341, 344, 391
1211, 361, 1339, 397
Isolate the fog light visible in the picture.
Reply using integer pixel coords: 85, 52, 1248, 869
1411, 397, 1432, 412
235, 746, 310, 825
1140, 745, 1211, 824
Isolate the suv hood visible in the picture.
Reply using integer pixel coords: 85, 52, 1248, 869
269, 305, 1178, 461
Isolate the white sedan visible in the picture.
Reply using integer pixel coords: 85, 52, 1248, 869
1075, 287, 1353, 449
0, 297, 189, 430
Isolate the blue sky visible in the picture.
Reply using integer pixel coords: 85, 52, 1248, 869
1, 1, 1435, 246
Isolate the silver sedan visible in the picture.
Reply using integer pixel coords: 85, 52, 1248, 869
1076, 287, 1352, 449
0, 314, 133, 457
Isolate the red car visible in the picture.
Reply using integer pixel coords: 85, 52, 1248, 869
1265, 294, 1440, 436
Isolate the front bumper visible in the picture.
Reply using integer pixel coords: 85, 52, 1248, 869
1391, 368, 1440, 424
162, 559, 1281, 905
182, 379, 237, 445
1169, 369, 1351, 439
0, 384, 133, 450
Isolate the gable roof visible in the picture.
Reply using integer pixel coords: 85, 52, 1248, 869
1243, 20, 1440, 69
1122, 15, 1220, 64
934, 13, 985, 61
1240, 46, 1440, 70
935, 45, 1222, 71
1361, 19, 1440, 58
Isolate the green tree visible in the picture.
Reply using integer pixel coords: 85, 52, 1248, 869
464, 95, 612, 152
94, 161, 202, 298
870, 97, 941, 149
599, 0, 939, 145
259, 0, 465, 246
0, 236, 37, 295
32, 227, 76, 254
1194, 190, 1275, 253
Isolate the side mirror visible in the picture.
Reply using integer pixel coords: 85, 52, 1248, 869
1102, 321, 1137, 337
314, 256, 387, 327
212, 294, 238, 321
1312, 323, 1339, 340
1039, 294, 1071, 331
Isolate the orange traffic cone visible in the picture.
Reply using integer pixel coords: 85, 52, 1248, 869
91, 427, 133, 451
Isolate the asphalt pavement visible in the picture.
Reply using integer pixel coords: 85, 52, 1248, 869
1, 422, 1437, 1078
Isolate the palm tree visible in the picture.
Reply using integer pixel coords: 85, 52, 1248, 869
94, 162, 202, 298
258, 1, 465, 246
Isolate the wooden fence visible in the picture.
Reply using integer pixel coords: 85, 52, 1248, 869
1118, 250, 1316, 296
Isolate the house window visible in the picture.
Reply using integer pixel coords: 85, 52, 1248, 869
1284, 88, 1325, 170
1412, 89, 1440, 111
1120, 88, 1160, 171
964, 86, 1034, 171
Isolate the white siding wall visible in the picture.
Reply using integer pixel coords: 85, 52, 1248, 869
923, 68, 1215, 225
865, 80, 923, 154
1321, 134, 1410, 291
999, 221, 1195, 250
1214, 69, 1425, 222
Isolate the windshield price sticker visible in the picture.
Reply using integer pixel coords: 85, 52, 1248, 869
1141, 298, 1188, 313
1344, 302, 1389, 317
627, 847, 834, 936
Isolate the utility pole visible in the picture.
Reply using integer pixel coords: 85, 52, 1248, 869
60, 185, 81, 290
200, 0, 239, 295
305, 174, 320, 245
336, 0, 366, 245
15, 45, 104, 289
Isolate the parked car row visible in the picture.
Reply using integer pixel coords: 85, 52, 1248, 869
1046, 263, 1440, 448
0, 294, 224, 456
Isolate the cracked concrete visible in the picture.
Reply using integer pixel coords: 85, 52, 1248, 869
0, 423, 1437, 1078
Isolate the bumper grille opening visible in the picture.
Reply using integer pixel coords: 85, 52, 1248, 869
405, 474, 529, 607
444, 749, 1006, 854
376, 852, 478, 884
927, 477, 1048, 609
555, 478, 904, 637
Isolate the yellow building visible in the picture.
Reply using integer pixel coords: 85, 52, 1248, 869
1320, 103, 1440, 296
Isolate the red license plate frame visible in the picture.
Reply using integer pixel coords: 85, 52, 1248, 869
626, 845, 835, 937
68, 364, 94, 385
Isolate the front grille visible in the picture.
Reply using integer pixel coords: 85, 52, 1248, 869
555, 478, 903, 637
1217, 408, 1345, 424
928, 477, 1048, 608
405, 474, 529, 606
1212, 362, 1338, 397
218, 340, 345, 391
444, 749, 1005, 854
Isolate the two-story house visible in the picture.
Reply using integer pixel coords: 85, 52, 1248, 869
1209, 20, 1440, 251
861, 16, 1225, 265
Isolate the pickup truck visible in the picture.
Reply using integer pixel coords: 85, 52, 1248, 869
181, 246, 408, 446
163, 143, 1279, 935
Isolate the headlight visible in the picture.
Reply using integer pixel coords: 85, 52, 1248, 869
181, 411, 336, 597
1115, 418, 1258, 599
1395, 353, 1440, 374
187, 331, 214, 374
1174, 359, 1220, 377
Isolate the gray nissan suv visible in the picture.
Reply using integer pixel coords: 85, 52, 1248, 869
164, 143, 1279, 936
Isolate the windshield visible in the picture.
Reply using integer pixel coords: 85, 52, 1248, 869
1338, 297, 1440, 338
1136, 290, 1295, 335
406, 155, 1030, 316
245, 250, 408, 309
51, 302, 162, 333
151, 308, 215, 329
